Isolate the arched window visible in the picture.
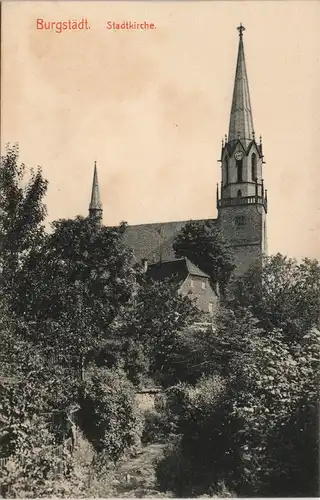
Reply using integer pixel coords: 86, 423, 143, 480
237, 189, 242, 197
225, 155, 229, 185
251, 153, 257, 182
236, 159, 243, 182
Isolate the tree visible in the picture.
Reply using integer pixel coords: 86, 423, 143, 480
11, 217, 137, 374
157, 308, 320, 497
173, 220, 235, 291
229, 253, 320, 340
225, 327, 320, 496
162, 307, 263, 384
115, 276, 200, 386
267, 388, 319, 497
14, 217, 135, 321
0, 144, 47, 291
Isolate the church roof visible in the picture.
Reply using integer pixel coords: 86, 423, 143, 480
146, 257, 210, 283
89, 162, 102, 211
228, 24, 254, 147
123, 218, 217, 264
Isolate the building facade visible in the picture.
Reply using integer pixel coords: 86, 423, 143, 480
146, 257, 219, 314
88, 24, 268, 280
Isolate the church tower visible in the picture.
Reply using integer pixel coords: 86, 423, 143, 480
89, 161, 103, 223
217, 24, 268, 276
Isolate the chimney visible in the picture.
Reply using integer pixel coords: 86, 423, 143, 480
141, 259, 148, 273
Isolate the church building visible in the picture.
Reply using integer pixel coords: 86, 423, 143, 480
87, 24, 268, 310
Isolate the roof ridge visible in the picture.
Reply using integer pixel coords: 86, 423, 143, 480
123, 218, 217, 228
148, 257, 185, 266
148, 257, 209, 278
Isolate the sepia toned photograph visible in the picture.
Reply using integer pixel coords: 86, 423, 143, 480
0, 0, 319, 497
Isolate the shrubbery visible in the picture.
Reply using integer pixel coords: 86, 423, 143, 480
156, 324, 320, 497
80, 366, 143, 463
0, 416, 76, 498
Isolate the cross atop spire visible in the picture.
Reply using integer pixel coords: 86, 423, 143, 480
89, 161, 103, 222
237, 23, 245, 39
227, 23, 254, 146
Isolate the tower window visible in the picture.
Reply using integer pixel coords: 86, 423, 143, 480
235, 215, 246, 226
225, 155, 229, 185
251, 153, 257, 182
237, 189, 242, 197
236, 159, 243, 182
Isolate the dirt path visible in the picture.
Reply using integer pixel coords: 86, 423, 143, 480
112, 443, 166, 497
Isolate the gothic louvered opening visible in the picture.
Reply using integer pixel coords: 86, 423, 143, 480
251, 153, 257, 181
236, 159, 243, 182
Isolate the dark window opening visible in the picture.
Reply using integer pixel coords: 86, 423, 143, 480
225, 155, 229, 185
237, 189, 242, 197
236, 159, 243, 182
235, 215, 246, 227
251, 153, 257, 182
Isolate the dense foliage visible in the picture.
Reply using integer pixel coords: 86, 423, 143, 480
116, 277, 200, 387
11, 217, 136, 356
156, 309, 320, 497
1, 148, 318, 497
173, 220, 235, 291
229, 253, 320, 340
0, 145, 47, 290
0, 148, 200, 496
0, 301, 81, 496
80, 366, 143, 462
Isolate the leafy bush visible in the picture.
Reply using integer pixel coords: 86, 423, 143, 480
80, 366, 144, 464
157, 322, 320, 497
0, 416, 73, 498
227, 327, 320, 495
156, 376, 229, 496
142, 409, 173, 445
156, 442, 193, 496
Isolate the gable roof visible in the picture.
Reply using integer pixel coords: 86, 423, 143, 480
185, 258, 210, 278
146, 257, 210, 283
122, 218, 217, 264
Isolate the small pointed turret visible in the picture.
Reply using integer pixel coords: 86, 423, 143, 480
228, 23, 254, 146
89, 161, 103, 222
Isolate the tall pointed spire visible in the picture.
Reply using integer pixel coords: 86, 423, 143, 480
228, 23, 254, 145
89, 161, 103, 222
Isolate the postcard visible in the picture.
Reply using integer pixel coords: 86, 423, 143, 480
1, 1, 319, 498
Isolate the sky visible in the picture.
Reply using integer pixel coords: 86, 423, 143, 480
1, 0, 320, 260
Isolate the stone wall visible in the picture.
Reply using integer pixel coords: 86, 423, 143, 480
135, 389, 163, 412
218, 203, 266, 276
